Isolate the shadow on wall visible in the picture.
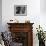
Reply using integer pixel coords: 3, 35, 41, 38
0, 0, 2, 32
40, 0, 46, 14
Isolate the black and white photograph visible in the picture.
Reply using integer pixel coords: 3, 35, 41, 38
14, 5, 27, 16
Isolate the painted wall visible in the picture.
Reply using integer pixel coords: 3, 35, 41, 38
40, 0, 46, 14
0, 0, 2, 32
2, 0, 40, 30
40, 0, 46, 31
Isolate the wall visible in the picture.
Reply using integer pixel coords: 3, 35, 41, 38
2, 0, 40, 46
40, 0, 46, 13
0, 0, 2, 32
40, 0, 46, 31
2, 0, 40, 30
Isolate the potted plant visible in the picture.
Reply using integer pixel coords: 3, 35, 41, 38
36, 25, 45, 46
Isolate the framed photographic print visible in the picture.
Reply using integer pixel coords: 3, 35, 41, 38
14, 5, 27, 16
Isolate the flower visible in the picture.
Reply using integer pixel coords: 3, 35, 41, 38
36, 25, 45, 41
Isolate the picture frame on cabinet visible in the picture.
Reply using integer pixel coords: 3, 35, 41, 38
14, 5, 27, 16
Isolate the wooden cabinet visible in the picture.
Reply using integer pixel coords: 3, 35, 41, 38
7, 23, 34, 46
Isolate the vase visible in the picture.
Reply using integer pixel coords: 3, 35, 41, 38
39, 40, 45, 46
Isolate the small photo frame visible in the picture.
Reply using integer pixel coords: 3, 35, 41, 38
14, 5, 27, 16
